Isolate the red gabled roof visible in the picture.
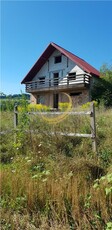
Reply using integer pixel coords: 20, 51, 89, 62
21, 42, 100, 84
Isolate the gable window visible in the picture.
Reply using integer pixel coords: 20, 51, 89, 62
39, 77, 45, 85
54, 55, 62, 64
68, 72, 76, 80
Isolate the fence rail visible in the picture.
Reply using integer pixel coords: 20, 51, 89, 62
13, 102, 97, 152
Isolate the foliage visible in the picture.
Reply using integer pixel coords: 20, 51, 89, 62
91, 64, 112, 107
28, 103, 50, 112
106, 222, 112, 230
81, 100, 98, 110
0, 94, 29, 111
18, 103, 51, 112
100, 149, 112, 167
93, 172, 112, 195
0, 99, 16, 111
0, 129, 16, 164
59, 102, 71, 111
93, 172, 112, 229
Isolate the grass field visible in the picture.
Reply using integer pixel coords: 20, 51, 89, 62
0, 107, 112, 229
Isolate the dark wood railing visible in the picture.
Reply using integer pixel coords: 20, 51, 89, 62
25, 74, 90, 92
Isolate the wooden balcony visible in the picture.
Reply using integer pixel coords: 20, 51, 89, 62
25, 74, 90, 93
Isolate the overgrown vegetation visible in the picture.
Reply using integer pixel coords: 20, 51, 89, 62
0, 101, 112, 229
91, 64, 112, 107
0, 94, 29, 111
0, 65, 112, 229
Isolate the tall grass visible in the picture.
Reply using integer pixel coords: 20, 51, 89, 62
0, 107, 112, 229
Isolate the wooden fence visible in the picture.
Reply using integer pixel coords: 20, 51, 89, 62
14, 102, 97, 152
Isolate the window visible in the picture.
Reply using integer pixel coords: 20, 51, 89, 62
54, 55, 62, 64
37, 95, 45, 104
39, 77, 45, 85
68, 72, 76, 80
70, 92, 82, 96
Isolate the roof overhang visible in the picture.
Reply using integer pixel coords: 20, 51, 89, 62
21, 42, 100, 84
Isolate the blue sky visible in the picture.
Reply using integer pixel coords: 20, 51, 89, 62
1, 1, 112, 95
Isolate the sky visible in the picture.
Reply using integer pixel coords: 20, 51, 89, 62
1, 1, 112, 95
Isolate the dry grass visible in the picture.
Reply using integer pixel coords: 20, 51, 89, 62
1, 155, 112, 229
0, 108, 112, 229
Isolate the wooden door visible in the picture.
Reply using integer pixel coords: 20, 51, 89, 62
53, 93, 59, 109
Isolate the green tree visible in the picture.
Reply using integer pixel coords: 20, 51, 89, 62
91, 64, 112, 107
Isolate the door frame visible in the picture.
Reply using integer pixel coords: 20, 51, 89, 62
53, 93, 59, 109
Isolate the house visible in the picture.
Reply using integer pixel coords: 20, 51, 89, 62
21, 42, 100, 108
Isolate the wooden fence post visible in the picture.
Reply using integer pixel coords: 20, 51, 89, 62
90, 102, 97, 152
14, 104, 18, 128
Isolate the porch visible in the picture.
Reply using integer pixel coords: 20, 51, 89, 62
25, 74, 90, 93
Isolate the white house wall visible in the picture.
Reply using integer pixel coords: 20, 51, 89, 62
33, 50, 85, 86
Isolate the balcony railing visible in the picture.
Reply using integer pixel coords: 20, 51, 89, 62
25, 74, 90, 92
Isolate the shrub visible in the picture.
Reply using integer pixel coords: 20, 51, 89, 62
18, 104, 50, 112
82, 101, 98, 110
59, 102, 71, 111
27, 104, 50, 112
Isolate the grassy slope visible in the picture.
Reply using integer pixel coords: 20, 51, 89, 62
0, 108, 112, 230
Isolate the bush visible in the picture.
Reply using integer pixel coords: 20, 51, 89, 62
82, 101, 98, 110
18, 104, 50, 112
27, 104, 50, 112
59, 102, 71, 111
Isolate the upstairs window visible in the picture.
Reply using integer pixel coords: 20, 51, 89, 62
39, 77, 45, 85
54, 55, 62, 64
68, 72, 76, 80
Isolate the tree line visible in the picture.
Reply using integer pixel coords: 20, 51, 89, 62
0, 93, 30, 100
91, 64, 112, 107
